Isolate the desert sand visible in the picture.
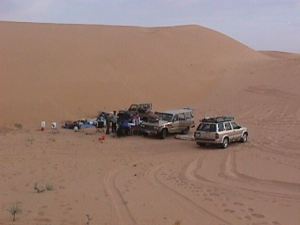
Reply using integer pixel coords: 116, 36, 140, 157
0, 22, 300, 225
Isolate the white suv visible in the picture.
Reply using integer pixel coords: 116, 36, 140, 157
194, 116, 248, 148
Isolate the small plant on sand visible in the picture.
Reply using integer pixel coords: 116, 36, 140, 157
33, 183, 45, 193
173, 220, 181, 225
7, 203, 22, 222
85, 214, 92, 225
14, 123, 23, 129
27, 137, 34, 145
45, 183, 54, 191
34, 182, 54, 193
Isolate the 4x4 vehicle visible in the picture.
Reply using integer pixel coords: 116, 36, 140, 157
194, 116, 248, 148
128, 103, 152, 114
140, 108, 195, 139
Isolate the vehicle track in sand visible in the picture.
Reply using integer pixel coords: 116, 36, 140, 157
146, 153, 284, 225
178, 153, 298, 225
143, 161, 231, 225
103, 169, 137, 225
181, 150, 300, 202
220, 150, 300, 200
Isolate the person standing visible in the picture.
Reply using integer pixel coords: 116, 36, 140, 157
105, 113, 111, 135
111, 111, 118, 133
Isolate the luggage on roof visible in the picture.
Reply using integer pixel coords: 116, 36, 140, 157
201, 116, 234, 123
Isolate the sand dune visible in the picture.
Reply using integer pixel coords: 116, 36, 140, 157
0, 21, 268, 127
1, 22, 300, 225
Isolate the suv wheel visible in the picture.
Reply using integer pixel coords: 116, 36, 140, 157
160, 129, 168, 139
241, 133, 248, 143
222, 137, 229, 149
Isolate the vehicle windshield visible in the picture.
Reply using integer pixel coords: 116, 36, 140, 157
155, 112, 173, 122
197, 123, 217, 132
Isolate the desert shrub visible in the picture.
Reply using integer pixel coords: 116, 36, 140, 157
173, 220, 181, 225
34, 182, 54, 193
7, 203, 22, 221
45, 183, 54, 191
14, 123, 23, 129
33, 183, 45, 193
86, 214, 92, 225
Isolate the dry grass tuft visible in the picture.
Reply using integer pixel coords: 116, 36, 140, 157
7, 203, 22, 221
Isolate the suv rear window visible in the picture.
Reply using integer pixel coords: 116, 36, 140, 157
197, 123, 216, 132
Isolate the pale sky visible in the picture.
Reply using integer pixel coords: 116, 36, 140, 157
1, 0, 300, 52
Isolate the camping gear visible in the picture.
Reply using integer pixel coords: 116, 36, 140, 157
98, 134, 106, 143
51, 122, 57, 129
41, 121, 46, 131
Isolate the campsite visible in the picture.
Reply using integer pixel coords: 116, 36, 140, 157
1, 20, 300, 225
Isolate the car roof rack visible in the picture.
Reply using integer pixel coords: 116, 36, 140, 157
201, 116, 234, 123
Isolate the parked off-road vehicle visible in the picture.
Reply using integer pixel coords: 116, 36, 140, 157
194, 116, 248, 148
140, 108, 195, 139
128, 103, 152, 114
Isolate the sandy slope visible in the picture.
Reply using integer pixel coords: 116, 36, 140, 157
1, 22, 300, 225
0, 21, 267, 127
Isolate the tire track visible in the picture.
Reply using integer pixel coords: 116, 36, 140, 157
103, 169, 137, 225
184, 153, 300, 201
220, 150, 300, 199
144, 162, 232, 225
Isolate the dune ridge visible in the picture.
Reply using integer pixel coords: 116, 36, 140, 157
0, 21, 268, 127
1, 21, 300, 225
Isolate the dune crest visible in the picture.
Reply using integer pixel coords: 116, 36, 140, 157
0, 21, 268, 127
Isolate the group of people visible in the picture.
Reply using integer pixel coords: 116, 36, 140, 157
62, 109, 143, 137
96, 110, 141, 136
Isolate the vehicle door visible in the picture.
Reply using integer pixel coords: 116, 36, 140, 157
185, 111, 194, 128
224, 122, 234, 142
169, 114, 179, 133
231, 122, 243, 141
178, 113, 186, 132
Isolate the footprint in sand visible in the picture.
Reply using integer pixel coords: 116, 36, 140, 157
244, 215, 251, 220
251, 213, 265, 218
38, 211, 45, 216
236, 216, 243, 220
209, 192, 220, 197
233, 201, 244, 206
34, 218, 51, 223
224, 209, 235, 213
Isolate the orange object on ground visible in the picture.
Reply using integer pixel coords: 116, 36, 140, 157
98, 135, 106, 142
